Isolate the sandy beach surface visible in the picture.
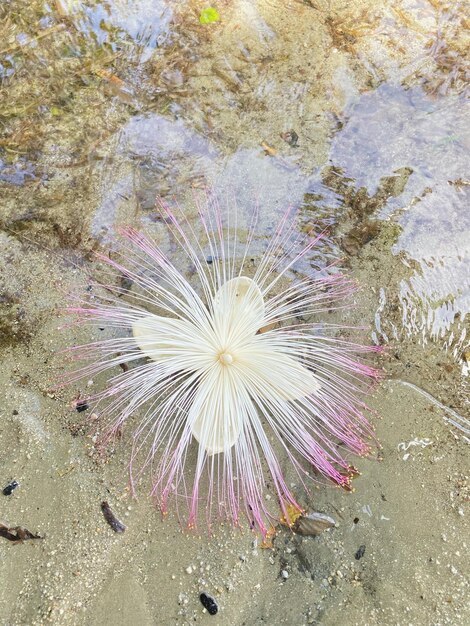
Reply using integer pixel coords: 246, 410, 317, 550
1, 1, 468, 624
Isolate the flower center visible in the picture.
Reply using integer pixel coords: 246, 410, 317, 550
219, 351, 234, 365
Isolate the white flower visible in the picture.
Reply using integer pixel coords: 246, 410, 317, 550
132, 275, 320, 456
68, 202, 379, 535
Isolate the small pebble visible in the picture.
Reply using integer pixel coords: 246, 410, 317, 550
355, 544, 366, 560
199, 592, 218, 615
281, 570, 289, 579
2, 480, 19, 496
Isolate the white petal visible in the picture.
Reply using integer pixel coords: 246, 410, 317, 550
212, 277, 264, 338
132, 314, 205, 362
238, 343, 321, 403
189, 366, 246, 455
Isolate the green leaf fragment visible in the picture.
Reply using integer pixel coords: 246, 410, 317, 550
199, 7, 220, 24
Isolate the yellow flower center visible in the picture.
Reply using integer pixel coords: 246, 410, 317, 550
219, 351, 234, 365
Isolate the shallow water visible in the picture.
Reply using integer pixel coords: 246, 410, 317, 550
0, 1, 469, 624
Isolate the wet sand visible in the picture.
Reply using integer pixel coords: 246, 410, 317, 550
1, 1, 469, 624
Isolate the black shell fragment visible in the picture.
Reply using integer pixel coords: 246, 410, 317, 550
2, 480, 19, 496
200, 592, 218, 615
355, 544, 366, 560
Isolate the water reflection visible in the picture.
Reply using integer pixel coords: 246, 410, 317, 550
331, 84, 468, 204
397, 184, 469, 352
92, 113, 217, 237
93, 113, 314, 241
0, 158, 36, 185
72, 0, 173, 61
330, 83, 469, 349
